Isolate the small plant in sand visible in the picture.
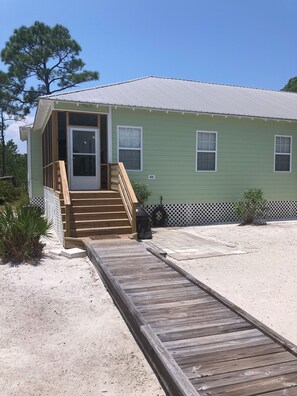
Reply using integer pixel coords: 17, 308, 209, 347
131, 181, 151, 205
0, 205, 52, 264
235, 188, 267, 225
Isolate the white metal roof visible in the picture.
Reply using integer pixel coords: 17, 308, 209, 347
40, 76, 297, 123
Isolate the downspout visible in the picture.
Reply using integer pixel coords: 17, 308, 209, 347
27, 129, 33, 199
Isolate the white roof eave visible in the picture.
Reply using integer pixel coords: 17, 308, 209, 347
33, 99, 54, 130
19, 126, 29, 141
42, 97, 297, 123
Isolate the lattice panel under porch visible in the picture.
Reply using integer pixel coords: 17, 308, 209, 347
145, 201, 297, 227
30, 197, 44, 209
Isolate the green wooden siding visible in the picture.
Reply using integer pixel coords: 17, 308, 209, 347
30, 130, 43, 197
112, 108, 297, 204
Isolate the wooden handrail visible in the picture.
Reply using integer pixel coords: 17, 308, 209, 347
55, 160, 71, 237
109, 162, 138, 234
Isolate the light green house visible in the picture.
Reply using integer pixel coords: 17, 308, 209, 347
20, 77, 297, 244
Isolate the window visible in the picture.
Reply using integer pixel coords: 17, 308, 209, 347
196, 131, 217, 171
118, 126, 142, 170
275, 135, 292, 172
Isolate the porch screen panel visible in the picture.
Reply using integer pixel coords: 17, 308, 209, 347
100, 114, 108, 189
58, 112, 67, 161
69, 112, 98, 127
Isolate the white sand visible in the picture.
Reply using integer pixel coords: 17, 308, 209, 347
0, 234, 164, 396
2, 222, 297, 394
172, 221, 297, 346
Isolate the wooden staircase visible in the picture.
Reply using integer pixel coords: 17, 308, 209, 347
55, 161, 138, 248
60, 190, 132, 239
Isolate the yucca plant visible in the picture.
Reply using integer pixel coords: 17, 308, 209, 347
0, 205, 52, 263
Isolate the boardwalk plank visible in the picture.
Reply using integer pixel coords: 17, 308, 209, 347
185, 351, 297, 378
131, 290, 207, 305
176, 344, 284, 367
170, 335, 273, 358
196, 372, 297, 396
158, 321, 252, 342
137, 297, 218, 312
260, 387, 297, 395
193, 361, 297, 389
164, 329, 262, 350
147, 310, 240, 327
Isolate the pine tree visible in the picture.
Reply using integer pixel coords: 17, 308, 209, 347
1, 21, 99, 107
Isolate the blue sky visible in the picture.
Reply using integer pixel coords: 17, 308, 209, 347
2, 0, 297, 153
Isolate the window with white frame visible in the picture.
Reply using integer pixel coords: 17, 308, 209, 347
118, 126, 142, 170
196, 131, 217, 171
275, 135, 292, 172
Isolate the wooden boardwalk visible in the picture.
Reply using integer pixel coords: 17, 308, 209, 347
86, 239, 297, 396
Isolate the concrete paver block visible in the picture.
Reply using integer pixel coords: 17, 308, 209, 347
61, 248, 86, 259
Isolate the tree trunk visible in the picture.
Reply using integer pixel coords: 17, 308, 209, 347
1, 113, 5, 177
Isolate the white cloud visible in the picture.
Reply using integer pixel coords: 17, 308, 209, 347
4, 115, 35, 154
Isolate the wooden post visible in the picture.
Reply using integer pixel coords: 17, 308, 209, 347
59, 160, 71, 238
132, 202, 137, 234
52, 111, 58, 191
107, 164, 110, 190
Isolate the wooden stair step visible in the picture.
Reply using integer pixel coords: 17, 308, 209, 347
61, 205, 125, 214
68, 226, 132, 237
70, 198, 123, 206
69, 191, 120, 199
61, 211, 128, 221
66, 219, 130, 229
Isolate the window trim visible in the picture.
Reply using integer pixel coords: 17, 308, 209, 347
117, 125, 143, 171
196, 130, 218, 172
274, 135, 292, 173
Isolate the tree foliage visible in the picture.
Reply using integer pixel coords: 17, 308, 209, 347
0, 140, 27, 187
281, 76, 297, 93
1, 21, 99, 107
0, 70, 29, 176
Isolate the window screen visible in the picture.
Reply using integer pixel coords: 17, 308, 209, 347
118, 126, 142, 170
196, 131, 217, 171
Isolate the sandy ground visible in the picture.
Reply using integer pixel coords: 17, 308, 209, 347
0, 234, 164, 396
164, 221, 297, 346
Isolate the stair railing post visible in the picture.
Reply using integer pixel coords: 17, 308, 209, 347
65, 204, 71, 237
132, 201, 137, 235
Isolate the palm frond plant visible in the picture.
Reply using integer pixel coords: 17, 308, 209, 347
0, 205, 52, 264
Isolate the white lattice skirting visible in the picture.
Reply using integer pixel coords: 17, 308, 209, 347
144, 201, 297, 227
44, 187, 64, 244
30, 197, 45, 209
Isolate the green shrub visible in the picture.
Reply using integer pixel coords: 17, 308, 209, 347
0, 181, 20, 204
0, 205, 52, 264
235, 188, 267, 225
131, 181, 151, 205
